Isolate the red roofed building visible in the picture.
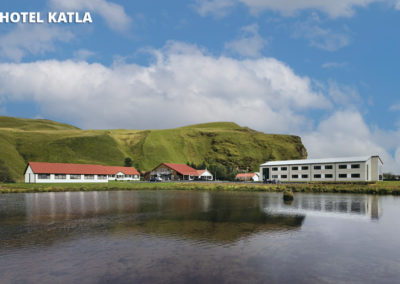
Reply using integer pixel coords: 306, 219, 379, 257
235, 172, 260, 182
24, 162, 140, 183
146, 163, 212, 181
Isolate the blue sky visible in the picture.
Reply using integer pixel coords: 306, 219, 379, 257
0, 0, 400, 172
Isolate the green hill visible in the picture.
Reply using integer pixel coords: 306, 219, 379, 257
0, 116, 307, 181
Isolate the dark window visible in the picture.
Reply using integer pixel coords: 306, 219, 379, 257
272, 167, 278, 171
292, 175, 299, 179
281, 175, 288, 179
98, 175, 107, 180
301, 166, 309, 170
55, 174, 66, 180
272, 175, 278, 179
292, 166, 299, 171
351, 164, 360, 169
38, 174, 50, 179
70, 174, 81, 179
325, 174, 333, 178
325, 165, 333, 170
351, 173, 361, 178
84, 175, 95, 180
379, 175, 383, 180
314, 174, 321, 178
302, 174, 308, 178
281, 167, 288, 171
339, 165, 347, 169
339, 174, 347, 178
314, 165, 321, 170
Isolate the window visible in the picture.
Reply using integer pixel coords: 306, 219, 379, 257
325, 165, 333, 170
314, 174, 321, 179
339, 174, 347, 178
339, 165, 347, 169
272, 175, 278, 179
117, 174, 124, 178
281, 175, 287, 179
98, 175, 107, 180
38, 174, 50, 179
84, 175, 94, 180
351, 173, 361, 178
55, 174, 66, 180
272, 167, 278, 171
314, 165, 321, 170
301, 166, 309, 170
292, 166, 299, 170
109, 175, 115, 178
70, 174, 81, 180
281, 167, 288, 171
292, 174, 299, 179
325, 174, 333, 178
302, 174, 308, 178
134, 175, 139, 179
351, 164, 360, 169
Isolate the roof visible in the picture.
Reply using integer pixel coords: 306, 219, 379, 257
196, 170, 206, 175
236, 173, 257, 178
162, 163, 199, 176
27, 162, 140, 175
261, 155, 383, 167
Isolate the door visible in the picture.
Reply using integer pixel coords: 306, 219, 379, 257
262, 168, 270, 181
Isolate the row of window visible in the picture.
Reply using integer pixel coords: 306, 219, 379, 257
271, 173, 361, 179
38, 174, 138, 180
271, 164, 361, 171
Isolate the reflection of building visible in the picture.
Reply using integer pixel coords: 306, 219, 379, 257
260, 156, 383, 182
260, 194, 381, 220
146, 163, 211, 181
24, 162, 140, 183
235, 172, 260, 182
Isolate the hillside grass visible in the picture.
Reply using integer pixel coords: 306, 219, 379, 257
1, 181, 399, 195
0, 117, 307, 181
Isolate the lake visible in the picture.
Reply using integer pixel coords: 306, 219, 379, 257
1, 190, 399, 283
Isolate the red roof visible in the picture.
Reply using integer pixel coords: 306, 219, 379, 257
163, 163, 199, 176
27, 162, 140, 175
236, 173, 257, 178
196, 169, 206, 175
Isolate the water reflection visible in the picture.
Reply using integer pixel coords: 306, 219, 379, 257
261, 194, 381, 220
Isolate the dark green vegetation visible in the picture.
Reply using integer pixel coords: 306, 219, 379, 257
283, 190, 294, 201
0, 116, 307, 181
1, 181, 400, 195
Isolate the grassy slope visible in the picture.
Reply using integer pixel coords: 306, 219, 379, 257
0, 117, 307, 181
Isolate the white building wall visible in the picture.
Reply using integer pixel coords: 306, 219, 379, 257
260, 156, 382, 182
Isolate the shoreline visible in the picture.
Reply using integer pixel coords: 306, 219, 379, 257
1, 181, 400, 195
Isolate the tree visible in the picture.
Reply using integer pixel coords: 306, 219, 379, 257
0, 160, 15, 183
124, 157, 133, 167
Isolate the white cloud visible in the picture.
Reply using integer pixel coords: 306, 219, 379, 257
0, 41, 328, 134
303, 110, 400, 173
73, 49, 95, 61
195, 0, 383, 18
49, 0, 132, 31
327, 80, 361, 106
322, 62, 348, 68
292, 18, 351, 51
390, 102, 400, 111
225, 24, 268, 57
0, 24, 74, 62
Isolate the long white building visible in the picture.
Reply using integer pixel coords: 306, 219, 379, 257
260, 156, 383, 182
24, 162, 140, 183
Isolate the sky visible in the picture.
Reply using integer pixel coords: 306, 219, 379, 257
0, 0, 400, 173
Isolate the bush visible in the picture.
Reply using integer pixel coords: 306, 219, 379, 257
0, 160, 15, 183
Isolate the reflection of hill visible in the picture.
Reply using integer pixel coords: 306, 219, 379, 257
0, 191, 305, 248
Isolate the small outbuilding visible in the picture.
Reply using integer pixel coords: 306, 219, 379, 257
195, 169, 213, 181
235, 172, 260, 182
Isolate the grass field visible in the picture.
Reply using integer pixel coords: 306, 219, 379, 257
0, 116, 307, 181
1, 181, 400, 195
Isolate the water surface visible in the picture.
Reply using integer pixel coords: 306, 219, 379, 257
0, 190, 399, 283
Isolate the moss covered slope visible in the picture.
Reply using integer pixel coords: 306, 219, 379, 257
0, 117, 307, 181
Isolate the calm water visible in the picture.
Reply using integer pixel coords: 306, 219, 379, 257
0, 190, 399, 284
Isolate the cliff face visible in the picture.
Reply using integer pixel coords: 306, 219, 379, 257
0, 116, 307, 181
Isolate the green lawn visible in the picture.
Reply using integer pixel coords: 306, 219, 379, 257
1, 181, 400, 195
